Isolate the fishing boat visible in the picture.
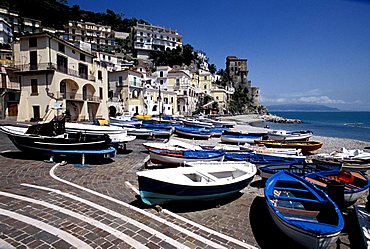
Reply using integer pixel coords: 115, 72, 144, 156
197, 116, 236, 128
175, 126, 212, 140
245, 144, 303, 155
267, 130, 313, 141
312, 148, 370, 171
304, 170, 370, 205
182, 119, 214, 128
265, 171, 344, 249
143, 139, 203, 151
109, 116, 142, 126
0, 116, 113, 156
148, 149, 224, 166
221, 131, 266, 144
65, 122, 136, 144
224, 152, 306, 165
255, 140, 323, 153
137, 161, 257, 205
258, 162, 342, 179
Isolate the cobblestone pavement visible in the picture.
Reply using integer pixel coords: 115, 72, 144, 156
0, 132, 367, 248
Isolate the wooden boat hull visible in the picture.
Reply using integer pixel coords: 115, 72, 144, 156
137, 163, 256, 205
265, 171, 344, 249
149, 149, 224, 166
255, 140, 323, 153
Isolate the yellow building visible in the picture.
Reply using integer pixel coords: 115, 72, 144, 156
13, 32, 109, 122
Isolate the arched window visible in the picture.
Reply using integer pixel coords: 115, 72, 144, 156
152, 105, 157, 112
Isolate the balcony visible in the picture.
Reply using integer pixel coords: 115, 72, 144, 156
56, 92, 100, 103
14, 63, 95, 81
1, 81, 20, 90
56, 91, 83, 101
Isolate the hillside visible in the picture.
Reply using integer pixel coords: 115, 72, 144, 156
267, 104, 340, 112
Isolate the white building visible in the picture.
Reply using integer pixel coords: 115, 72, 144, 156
64, 21, 116, 53
0, 17, 13, 44
13, 32, 109, 122
132, 23, 182, 59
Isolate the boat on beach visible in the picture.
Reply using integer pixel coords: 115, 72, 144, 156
254, 140, 323, 153
267, 129, 313, 141
175, 126, 212, 139
265, 171, 344, 249
142, 138, 203, 151
258, 162, 342, 179
224, 151, 306, 165
304, 170, 370, 205
182, 119, 214, 128
0, 116, 114, 158
148, 149, 225, 166
137, 161, 257, 205
65, 122, 136, 144
221, 131, 266, 144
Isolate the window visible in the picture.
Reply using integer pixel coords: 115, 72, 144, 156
31, 79, 38, 95
29, 37, 37, 47
57, 55, 67, 73
2, 74, 6, 88
171, 97, 173, 104
60, 81, 66, 94
80, 53, 85, 61
184, 90, 187, 95
58, 43, 65, 53
133, 77, 137, 86
204, 76, 207, 80
160, 71, 163, 77
160, 80, 163, 85
29, 51, 37, 70
79, 63, 88, 79
164, 98, 168, 104
99, 87, 103, 99
98, 70, 102, 80
204, 85, 207, 89
183, 106, 185, 111
176, 79, 180, 86
118, 76, 123, 85
216, 96, 219, 100
108, 90, 113, 98
33, 106, 40, 120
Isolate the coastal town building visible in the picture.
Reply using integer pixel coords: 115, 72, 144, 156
0, 66, 20, 119
0, 7, 42, 43
226, 55, 261, 111
132, 23, 183, 59
95, 51, 134, 72
13, 32, 109, 122
63, 21, 116, 53
167, 68, 194, 116
226, 56, 249, 89
0, 16, 13, 44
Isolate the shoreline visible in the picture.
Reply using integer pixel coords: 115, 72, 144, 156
219, 114, 370, 153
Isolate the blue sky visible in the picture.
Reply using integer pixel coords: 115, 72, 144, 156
68, 0, 370, 111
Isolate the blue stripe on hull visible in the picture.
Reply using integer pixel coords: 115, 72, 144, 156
139, 189, 240, 205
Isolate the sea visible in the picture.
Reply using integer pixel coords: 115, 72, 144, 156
263, 111, 370, 142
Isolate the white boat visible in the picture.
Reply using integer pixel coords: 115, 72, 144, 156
125, 127, 153, 137
316, 147, 370, 161
65, 122, 136, 143
137, 161, 257, 205
243, 144, 303, 155
148, 149, 224, 166
182, 119, 214, 128
267, 130, 313, 141
109, 116, 142, 126
143, 139, 203, 151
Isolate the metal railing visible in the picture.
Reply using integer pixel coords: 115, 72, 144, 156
56, 92, 100, 102
14, 63, 95, 81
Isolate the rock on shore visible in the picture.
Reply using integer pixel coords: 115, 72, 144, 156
260, 114, 302, 123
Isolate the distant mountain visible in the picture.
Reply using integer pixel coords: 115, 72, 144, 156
267, 104, 340, 112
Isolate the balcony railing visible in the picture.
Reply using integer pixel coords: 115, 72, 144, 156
14, 63, 95, 81
56, 91, 100, 103
1, 81, 21, 90
56, 91, 83, 101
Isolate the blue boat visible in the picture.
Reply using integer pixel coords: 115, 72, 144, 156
265, 171, 344, 248
149, 149, 224, 166
175, 126, 212, 139
258, 162, 342, 179
221, 131, 266, 144
224, 152, 306, 165
137, 162, 257, 205
304, 170, 370, 205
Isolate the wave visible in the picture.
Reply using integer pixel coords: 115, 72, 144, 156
344, 123, 370, 129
